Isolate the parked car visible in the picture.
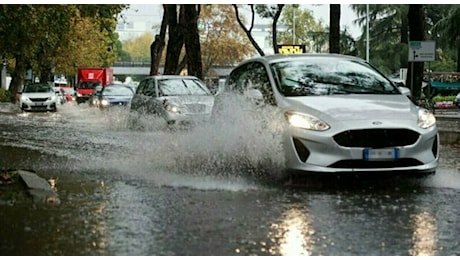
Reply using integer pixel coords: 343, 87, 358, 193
455, 92, 460, 107
218, 53, 439, 177
19, 83, 58, 112
128, 75, 215, 127
89, 84, 135, 109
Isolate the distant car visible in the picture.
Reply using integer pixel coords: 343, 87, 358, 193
217, 53, 439, 177
60, 87, 76, 102
89, 84, 135, 109
128, 75, 215, 127
19, 83, 58, 112
455, 92, 460, 107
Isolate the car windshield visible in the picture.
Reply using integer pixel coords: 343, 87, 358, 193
272, 58, 399, 97
23, 84, 53, 93
158, 78, 210, 96
102, 86, 133, 96
79, 81, 101, 89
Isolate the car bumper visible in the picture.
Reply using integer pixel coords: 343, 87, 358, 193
20, 101, 57, 112
163, 111, 213, 125
282, 124, 440, 174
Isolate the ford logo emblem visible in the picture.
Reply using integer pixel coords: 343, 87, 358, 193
372, 121, 382, 125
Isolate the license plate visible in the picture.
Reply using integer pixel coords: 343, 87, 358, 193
363, 148, 399, 161
35, 102, 43, 106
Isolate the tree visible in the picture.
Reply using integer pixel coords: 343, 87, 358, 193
278, 5, 327, 53
122, 32, 153, 62
182, 5, 203, 79
150, 4, 168, 76
232, 4, 266, 56
432, 6, 460, 72
255, 4, 285, 54
0, 4, 125, 103
329, 4, 341, 54
199, 4, 254, 75
163, 5, 184, 75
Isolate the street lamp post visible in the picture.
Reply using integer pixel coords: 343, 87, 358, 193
293, 9, 296, 45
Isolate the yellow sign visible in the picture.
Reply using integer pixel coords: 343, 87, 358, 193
277, 45, 306, 54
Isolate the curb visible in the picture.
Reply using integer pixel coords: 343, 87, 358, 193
17, 170, 61, 205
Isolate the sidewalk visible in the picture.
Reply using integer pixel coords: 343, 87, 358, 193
435, 109, 460, 145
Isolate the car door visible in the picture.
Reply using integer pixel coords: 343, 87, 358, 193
227, 61, 275, 105
130, 78, 151, 113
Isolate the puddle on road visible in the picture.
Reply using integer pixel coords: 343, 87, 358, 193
1, 96, 288, 192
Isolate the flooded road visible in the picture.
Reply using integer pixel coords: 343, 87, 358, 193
1, 101, 460, 256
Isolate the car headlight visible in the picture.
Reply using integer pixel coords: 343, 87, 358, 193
48, 95, 57, 101
285, 111, 330, 131
165, 104, 180, 113
76, 92, 82, 97
418, 109, 436, 129
101, 99, 109, 107
20, 96, 30, 102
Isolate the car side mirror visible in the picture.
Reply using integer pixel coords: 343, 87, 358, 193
398, 86, 411, 97
244, 89, 264, 101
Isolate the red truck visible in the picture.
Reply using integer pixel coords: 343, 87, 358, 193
76, 68, 113, 104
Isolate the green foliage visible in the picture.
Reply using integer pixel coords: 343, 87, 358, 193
0, 88, 11, 102
433, 95, 455, 102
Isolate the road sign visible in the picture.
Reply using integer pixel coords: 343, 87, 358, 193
408, 41, 435, 62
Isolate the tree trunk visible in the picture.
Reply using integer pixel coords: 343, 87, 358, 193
406, 4, 425, 100
400, 14, 409, 69
150, 5, 168, 75
164, 4, 184, 75
9, 54, 26, 104
182, 4, 203, 79
232, 4, 265, 56
457, 43, 460, 72
271, 5, 284, 54
329, 4, 341, 54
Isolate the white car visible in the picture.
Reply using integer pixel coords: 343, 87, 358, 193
19, 83, 58, 112
220, 54, 439, 177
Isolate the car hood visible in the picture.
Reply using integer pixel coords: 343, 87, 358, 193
102, 95, 133, 102
161, 95, 214, 105
21, 92, 54, 98
281, 94, 419, 122
160, 95, 215, 113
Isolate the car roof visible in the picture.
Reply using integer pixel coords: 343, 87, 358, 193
240, 53, 365, 65
141, 75, 200, 80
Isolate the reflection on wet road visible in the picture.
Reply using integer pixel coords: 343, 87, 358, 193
1, 101, 460, 256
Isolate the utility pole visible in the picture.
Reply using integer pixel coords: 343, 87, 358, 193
366, 4, 370, 62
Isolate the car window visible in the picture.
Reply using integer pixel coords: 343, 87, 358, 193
183, 79, 210, 95
138, 78, 155, 96
272, 58, 398, 97
227, 62, 275, 104
23, 84, 53, 93
136, 79, 147, 94
159, 79, 189, 96
103, 86, 134, 96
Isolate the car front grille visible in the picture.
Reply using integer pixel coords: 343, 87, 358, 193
333, 128, 420, 148
186, 104, 207, 114
30, 98, 48, 102
329, 158, 423, 168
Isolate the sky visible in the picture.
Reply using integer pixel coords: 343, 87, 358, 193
120, 4, 363, 38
